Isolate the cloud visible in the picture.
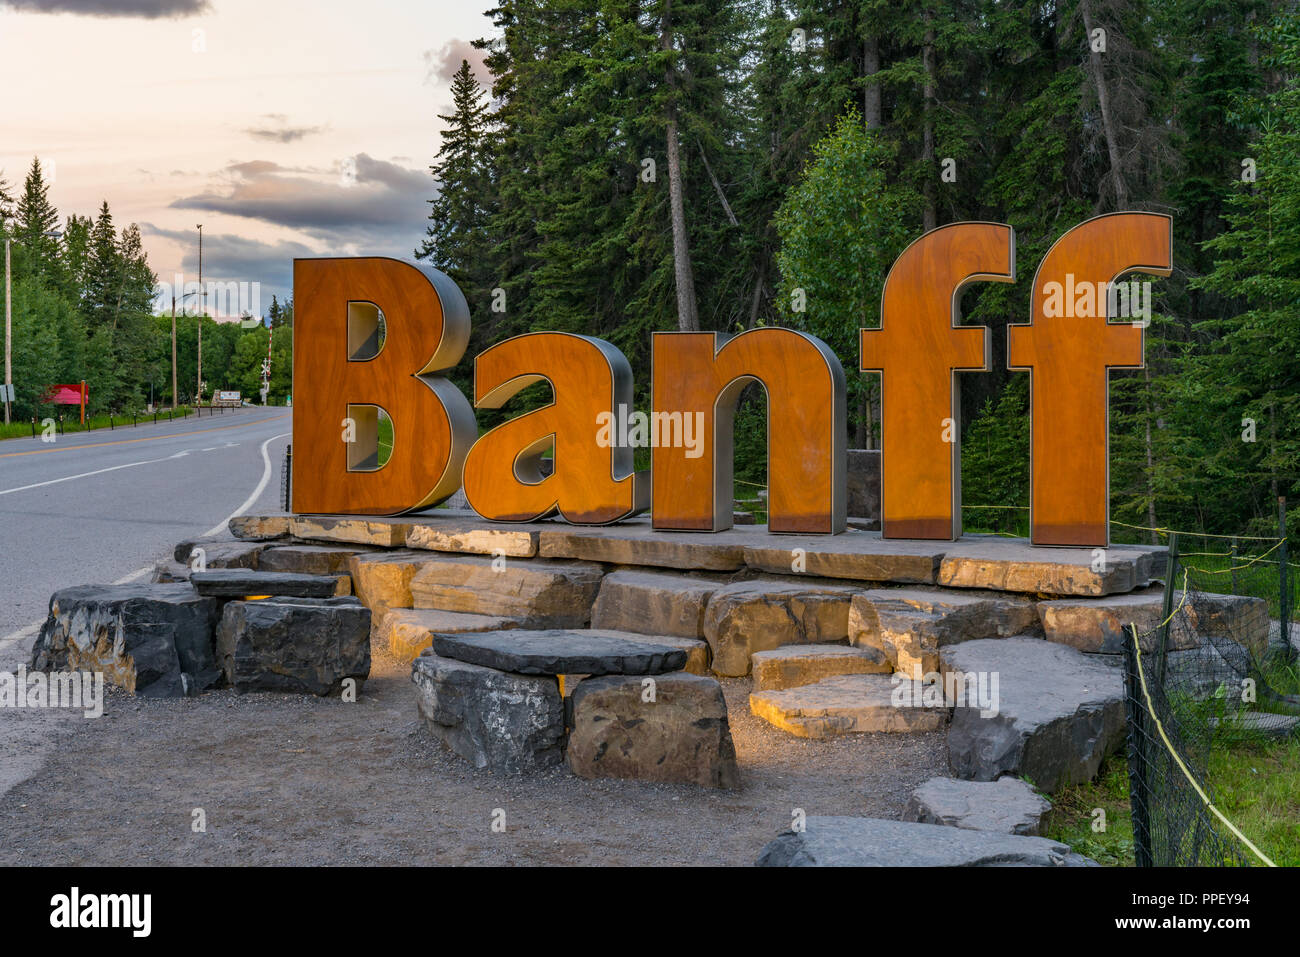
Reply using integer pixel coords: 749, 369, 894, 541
422, 38, 489, 87
2, 0, 207, 17
143, 224, 314, 314
244, 114, 326, 144
169, 153, 434, 251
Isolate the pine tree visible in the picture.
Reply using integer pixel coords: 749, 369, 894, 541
15, 157, 62, 284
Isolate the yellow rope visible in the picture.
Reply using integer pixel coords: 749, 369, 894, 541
1129, 620, 1276, 867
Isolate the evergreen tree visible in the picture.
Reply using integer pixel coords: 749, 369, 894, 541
15, 157, 62, 284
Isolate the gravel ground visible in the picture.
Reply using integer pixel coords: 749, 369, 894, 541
0, 643, 948, 866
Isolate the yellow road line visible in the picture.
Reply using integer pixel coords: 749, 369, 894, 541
0, 414, 288, 458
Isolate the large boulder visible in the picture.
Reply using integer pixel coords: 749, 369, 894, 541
411, 652, 565, 773
940, 638, 1126, 793
849, 588, 1040, 677
215, 597, 371, 696
346, 550, 433, 611
30, 583, 220, 697
755, 816, 1095, 867
903, 777, 1052, 836
749, 643, 890, 692
590, 569, 728, 638
410, 555, 605, 627
567, 673, 739, 789
702, 579, 861, 677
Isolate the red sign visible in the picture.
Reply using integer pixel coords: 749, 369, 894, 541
44, 384, 86, 405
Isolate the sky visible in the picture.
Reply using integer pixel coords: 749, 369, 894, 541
0, 0, 493, 317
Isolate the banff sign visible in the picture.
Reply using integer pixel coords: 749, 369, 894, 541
292, 212, 1172, 548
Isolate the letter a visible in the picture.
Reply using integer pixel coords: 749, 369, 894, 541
1008, 213, 1172, 546
861, 223, 1016, 539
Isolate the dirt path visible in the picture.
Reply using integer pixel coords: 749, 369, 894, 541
0, 646, 947, 866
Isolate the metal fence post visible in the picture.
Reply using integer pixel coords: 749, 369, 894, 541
1156, 532, 1179, 686
1124, 632, 1153, 867
1230, 536, 1238, 595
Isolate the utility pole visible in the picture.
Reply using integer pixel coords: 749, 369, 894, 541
170, 290, 178, 410
196, 224, 203, 405
4, 238, 10, 426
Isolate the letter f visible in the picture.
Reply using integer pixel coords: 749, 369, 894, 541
861, 223, 1015, 539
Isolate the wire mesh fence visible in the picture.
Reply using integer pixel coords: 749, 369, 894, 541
1122, 529, 1300, 867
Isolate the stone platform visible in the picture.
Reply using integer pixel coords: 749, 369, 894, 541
232, 510, 1167, 597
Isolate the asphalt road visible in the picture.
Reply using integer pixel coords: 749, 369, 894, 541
0, 406, 292, 642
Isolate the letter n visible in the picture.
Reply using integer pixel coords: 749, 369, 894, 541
861, 223, 1015, 539
291, 257, 476, 514
651, 328, 846, 533
1008, 213, 1171, 546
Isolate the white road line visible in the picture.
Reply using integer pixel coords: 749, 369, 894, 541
0, 455, 177, 496
201, 431, 290, 538
113, 566, 153, 585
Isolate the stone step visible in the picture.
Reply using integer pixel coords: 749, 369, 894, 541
749, 643, 889, 692
940, 637, 1125, 793
373, 608, 524, 662
410, 554, 605, 627
174, 539, 265, 569
590, 568, 728, 639
346, 550, 436, 611
431, 628, 689, 676
189, 569, 347, 599
749, 674, 949, 739
586, 629, 711, 675
216, 597, 371, 696
938, 537, 1164, 596
903, 777, 1052, 836
755, 816, 1095, 867
849, 588, 1040, 676
703, 579, 861, 677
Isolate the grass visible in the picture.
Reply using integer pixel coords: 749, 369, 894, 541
0, 406, 197, 441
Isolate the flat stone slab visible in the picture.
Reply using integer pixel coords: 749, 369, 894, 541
431, 629, 688, 676
216, 598, 371, 696
30, 583, 220, 697
568, 672, 739, 788
938, 538, 1164, 596
750, 643, 889, 691
941, 638, 1125, 793
406, 517, 540, 558
755, 816, 1095, 867
744, 532, 944, 584
174, 539, 265, 569
903, 777, 1052, 835
290, 514, 412, 547
539, 522, 751, 571
375, 607, 523, 662
750, 674, 948, 738
850, 588, 1040, 677
411, 652, 564, 773
703, 579, 862, 677
586, 629, 711, 675
410, 555, 605, 627
590, 569, 729, 638
259, 544, 372, 576
190, 569, 345, 599
228, 513, 292, 541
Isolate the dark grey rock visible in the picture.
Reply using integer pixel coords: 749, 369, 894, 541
432, 629, 688, 676
173, 539, 264, 569
30, 583, 220, 697
411, 652, 564, 772
567, 673, 739, 788
190, 569, 341, 598
941, 638, 1125, 793
903, 776, 1052, 835
755, 816, 1096, 866
215, 598, 371, 695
